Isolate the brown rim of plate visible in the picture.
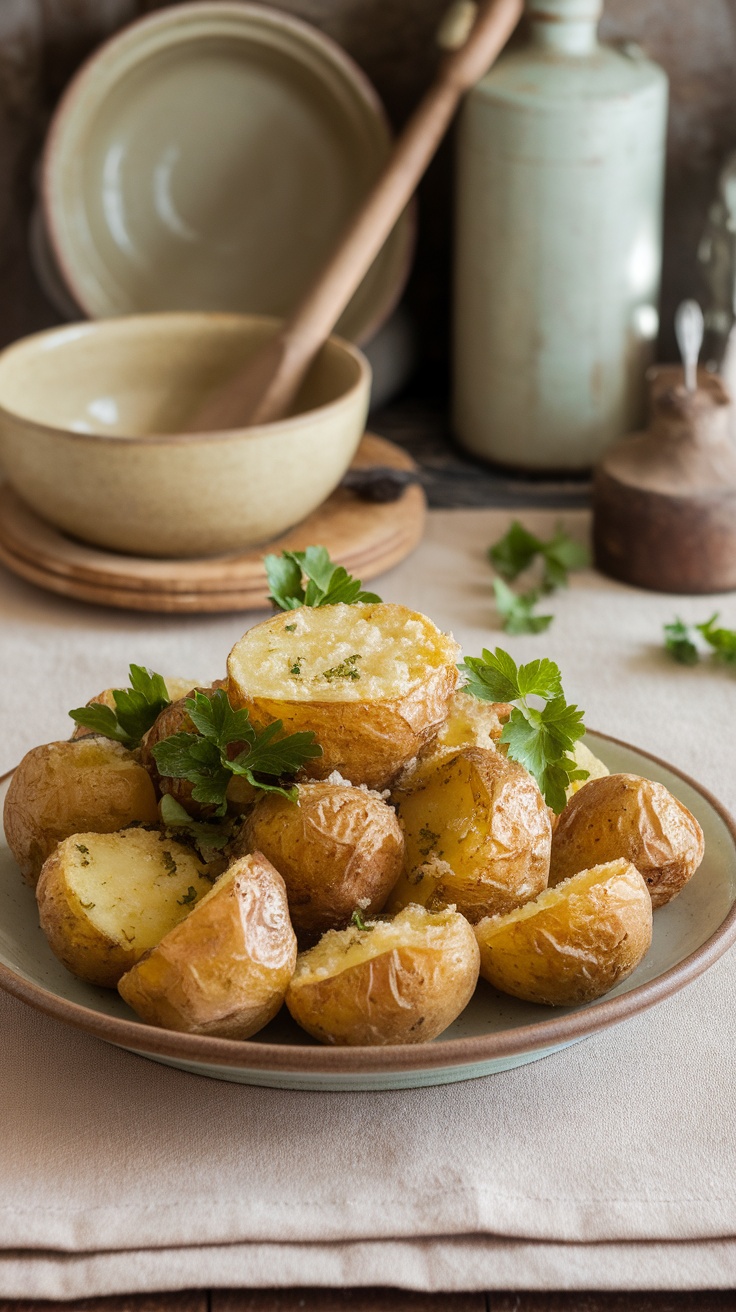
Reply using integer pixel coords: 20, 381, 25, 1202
1, 730, 735, 1075
40, 1, 416, 345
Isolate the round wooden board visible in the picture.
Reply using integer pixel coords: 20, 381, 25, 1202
0, 434, 425, 613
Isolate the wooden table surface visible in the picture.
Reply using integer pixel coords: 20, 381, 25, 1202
1, 1290, 735, 1310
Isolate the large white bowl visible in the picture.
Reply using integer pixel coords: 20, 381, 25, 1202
0, 312, 370, 558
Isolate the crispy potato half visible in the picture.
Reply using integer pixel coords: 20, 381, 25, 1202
227, 603, 460, 790
387, 747, 551, 922
238, 781, 404, 946
71, 676, 200, 738
118, 853, 297, 1038
36, 828, 214, 987
4, 737, 159, 885
550, 773, 704, 908
142, 684, 256, 817
475, 858, 653, 1006
286, 904, 480, 1046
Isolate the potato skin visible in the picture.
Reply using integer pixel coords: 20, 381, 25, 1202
237, 782, 404, 946
388, 747, 551, 922
286, 906, 480, 1046
118, 853, 297, 1038
475, 858, 653, 1006
226, 604, 461, 791
4, 737, 159, 885
550, 773, 704, 908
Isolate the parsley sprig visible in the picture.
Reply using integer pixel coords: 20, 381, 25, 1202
664, 615, 736, 669
69, 665, 171, 748
264, 546, 382, 610
151, 689, 322, 814
460, 648, 588, 812
489, 522, 589, 635
159, 794, 232, 858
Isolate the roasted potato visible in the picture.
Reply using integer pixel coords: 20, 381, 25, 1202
475, 858, 652, 1006
387, 746, 551, 923
286, 904, 480, 1046
237, 781, 404, 946
142, 683, 256, 817
433, 689, 511, 752
36, 827, 215, 987
118, 853, 297, 1038
71, 676, 200, 738
550, 773, 704, 908
4, 737, 159, 885
227, 602, 460, 791
565, 739, 610, 802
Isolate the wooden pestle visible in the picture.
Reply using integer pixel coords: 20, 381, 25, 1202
187, 0, 523, 433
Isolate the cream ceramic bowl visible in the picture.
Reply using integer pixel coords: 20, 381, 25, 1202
0, 313, 371, 558
42, 2, 413, 344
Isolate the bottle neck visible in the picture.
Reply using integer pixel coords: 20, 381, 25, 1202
527, 0, 601, 55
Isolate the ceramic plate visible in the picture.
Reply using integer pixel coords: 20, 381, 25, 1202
42, 2, 414, 343
1, 731, 735, 1091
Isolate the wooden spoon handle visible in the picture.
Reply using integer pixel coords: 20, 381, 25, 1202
188, 0, 522, 432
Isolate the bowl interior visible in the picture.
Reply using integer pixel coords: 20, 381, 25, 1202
0, 315, 365, 437
45, 6, 412, 342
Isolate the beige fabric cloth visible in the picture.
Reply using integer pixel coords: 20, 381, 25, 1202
1, 508, 736, 1298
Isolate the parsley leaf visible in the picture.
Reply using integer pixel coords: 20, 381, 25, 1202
69, 664, 172, 747
264, 545, 382, 610
159, 794, 231, 855
151, 689, 322, 815
493, 579, 553, 635
664, 618, 699, 666
696, 614, 736, 667
489, 522, 543, 581
459, 648, 586, 811
490, 521, 589, 591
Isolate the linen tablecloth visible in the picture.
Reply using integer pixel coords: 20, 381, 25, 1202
1, 508, 735, 1299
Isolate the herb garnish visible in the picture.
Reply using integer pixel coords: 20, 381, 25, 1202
151, 688, 322, 815
264, 545, 382, 610
289, 660, 302, 677
663, 614, 736, 669
350, 909, 372, 932
161, 849, 178, 876
460, 648, 588, 812
69, 665, 171, 748
322, 654, 362, 682
285, 624, 297, 633
159, 795, 231, 858
488, 521, 588, 634
75, 842, 90, 867
177, 886, 198, 906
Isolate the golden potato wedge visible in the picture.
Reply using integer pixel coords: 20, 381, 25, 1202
142, 683, 256, 817
434, 689, 511, 752
118, 853, 297, 1038
565, 739, 610, 802
36, 827, 214, 987
71, 677, 200, 739
387, 747, 551, 922
4, 737, 159, 885
227, 602, 460, 790
237, 781, 404, 946
475, 858, 652, 1006
550, 773, 704, 908
286, 904, 480, 1046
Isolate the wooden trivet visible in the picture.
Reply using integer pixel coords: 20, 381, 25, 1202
0, 434, 425, 613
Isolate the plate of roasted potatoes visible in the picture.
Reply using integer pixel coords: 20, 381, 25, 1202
1, 552, 735, 1089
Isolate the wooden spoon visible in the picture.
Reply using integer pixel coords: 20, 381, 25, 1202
187, 0, 523, 433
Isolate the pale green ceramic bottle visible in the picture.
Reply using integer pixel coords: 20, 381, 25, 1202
452, 0, 668, 471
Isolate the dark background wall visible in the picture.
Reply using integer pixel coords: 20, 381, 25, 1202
1, 0, 735, 377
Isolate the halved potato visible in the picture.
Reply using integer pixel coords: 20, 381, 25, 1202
226, 603, 460, 790
286, 903, 480, 1046
433, 689, 511, 752
387, 747, 551, 922
71, 677, 200, 739
36, 827, 214, 987
237, 781, 404, 946
4, 737, 159, 885
142, 683, 256, 817
118, 853, 297, 1038
474, 858, 653, 1006
550, 773, 704, 908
